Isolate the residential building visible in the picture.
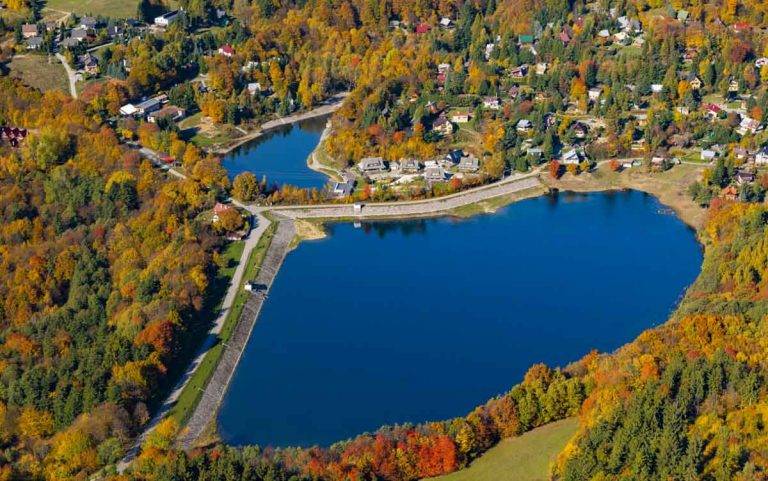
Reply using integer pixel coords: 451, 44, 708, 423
738, 117, 762, 135
218, 44, 235, 57
78, 53, 99, 75
450, 112, 471, 123
424, 165, 446, 182
80, 16, 99, 29
331, 178, 355, 197
399, 158, 421, 173
458, 153, 479, 172
147, 105, 186, 123
247, 82, 262, 95
358, 157, 387, 174
70, 28, 88, 41
701, 149, 717, 162
535, 62, 547, 75
432, 114, 454, 135
516, 119, 532, 133
154, 10, 181, 27
561, 148, 583, 165
483, 97, 501, 110
21, 23, 38, 39
735, 170, 756, 185
510, 64, 528, 78
756, 147, 768, 165
26, 37, 43, 50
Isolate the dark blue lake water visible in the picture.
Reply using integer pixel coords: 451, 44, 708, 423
218, 190, 702, 448
222, 116, 329, 189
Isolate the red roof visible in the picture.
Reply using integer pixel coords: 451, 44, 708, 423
214, 202, 233, 215
705, 103, 723, 113
219, 44, 234, 55
733, 22, 750, 31
415, 23, 431, 34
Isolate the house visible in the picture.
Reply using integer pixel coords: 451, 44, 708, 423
597, 29, 610, 38
331, 178, 355, 197
720, 185, 739, 201
484, 43, 495, 60
218, 44, 235, 57
399, 158, 422, 173
756, 147, 768, 165
650, 84, 664, 94
738, 117, 761, 135
651, 156, 668, 169
729, 80, 740, 93
154, 10, 181, 27
212, 202, 233, 223
614, 31, 628, 43
439, 17, 452, 28
80, 16, 99, 30
458, 153, 479, 172
247, 82, 262, 95
147, 105, 186, 123
445, 150, 464, 165
510, 64, 528, 78
735, 170, 756, 185
516, 119, 533, 133
21, 23, 38, 39
573, 122, 588, 139
389, 20, 400, 29
527, 147, 543, 159
135, 97, 164, 116
701, 149, 717, 162
26, 36, 43, 50
358, 157, 387, 174
561, 148, 583, 165
559, 29, 572, 44
756, 58, 768, 68
415, 23, 431, 34
107, 25, 123, 38
119, 104, 138, 116
733, 147, 749, 160
432, 114, 454, 135
424, 165, 446, 182
482, 97, 500, 110
588, 87, 601, 102
70, 28, 89, 41
450, 112, 471, 123
677, 10, 689, 22
78, 53, 99, 74
508, 85, 520, 99
705, 104, 723, 119
689, 76, 702, 90
535, 62, 547, 75
617, 16, 630, 30
60, 37, 81, 49
676, 106, 690, 116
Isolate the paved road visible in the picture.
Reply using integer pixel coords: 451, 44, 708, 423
117, 211, 272, 471
177, 219, 296, 449
54, 53, 78, 99
263, 172, 543, 219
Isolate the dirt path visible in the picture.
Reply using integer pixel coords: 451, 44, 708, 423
54, 53, 78, 99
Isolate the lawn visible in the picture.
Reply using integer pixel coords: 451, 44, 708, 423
42, 0, 139, 18
8, 55, 69, 94
168, 223, 278, 425
426, 418, 579, 481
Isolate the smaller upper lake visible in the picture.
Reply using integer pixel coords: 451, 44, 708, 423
222, 116, 329, 189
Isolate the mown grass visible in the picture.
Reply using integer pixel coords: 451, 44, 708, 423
426, 418, 578, 481
169, 223, 278, 424
43, 0, 139, 17
8, 55, 69, 93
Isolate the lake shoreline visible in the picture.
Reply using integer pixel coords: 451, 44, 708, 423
208, 92, 349, 155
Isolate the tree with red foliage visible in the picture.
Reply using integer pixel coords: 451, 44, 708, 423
549, 159, 562, 179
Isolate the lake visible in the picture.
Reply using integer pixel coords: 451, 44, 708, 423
222, 115, 330, 189
218, 190, 703, 448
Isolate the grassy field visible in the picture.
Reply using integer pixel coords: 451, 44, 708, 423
42, 0, 138, 17
8, 55, 69, 94
168, 223, 278, 425
426, 418, 579, 481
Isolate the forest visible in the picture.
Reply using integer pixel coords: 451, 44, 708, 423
3, 0, 768, 479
